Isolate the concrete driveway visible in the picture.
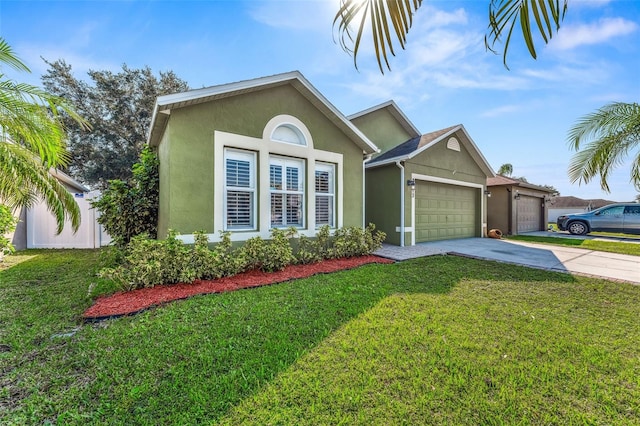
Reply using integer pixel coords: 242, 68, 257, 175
375, 237, 640, 284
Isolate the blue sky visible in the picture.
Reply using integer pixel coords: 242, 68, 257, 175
2, 0, 639, 201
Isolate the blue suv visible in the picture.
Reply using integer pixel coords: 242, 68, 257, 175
557, 203, 640, 235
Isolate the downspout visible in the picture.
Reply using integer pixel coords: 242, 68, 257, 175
362, 154, 372, 228
396, 161, 405, 247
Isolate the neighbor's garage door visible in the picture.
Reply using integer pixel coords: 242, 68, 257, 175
415, 181, 478, 242
517, 195, 543, 233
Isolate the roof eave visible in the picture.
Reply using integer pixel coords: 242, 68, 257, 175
146, 71, 379, 155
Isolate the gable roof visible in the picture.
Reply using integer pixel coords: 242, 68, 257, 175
147, 71, 379, 155
487, 174, 555, 193
348, 100, 421, 138
365, 124, 495, 177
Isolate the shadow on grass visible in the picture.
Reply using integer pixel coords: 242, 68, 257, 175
3, 255, 578, 425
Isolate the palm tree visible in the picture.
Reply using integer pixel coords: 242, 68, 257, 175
497, 163, 513, 176
0, 38, 89, 233
567, 102, 640, 193
333, 0, 567, 72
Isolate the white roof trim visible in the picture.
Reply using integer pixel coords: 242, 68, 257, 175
147, 71, 379, 154
366, 124, 496, 177
49, 169, 90, 192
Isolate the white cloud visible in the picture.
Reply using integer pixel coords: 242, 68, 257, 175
480, 104, 523, 118
247, 0, 335, 31
552, 17, 638, 50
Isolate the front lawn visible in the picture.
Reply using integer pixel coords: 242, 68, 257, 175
1, 250, 639, 424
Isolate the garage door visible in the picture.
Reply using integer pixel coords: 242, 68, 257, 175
517, 195, 543, 233
415, 181, 479, 242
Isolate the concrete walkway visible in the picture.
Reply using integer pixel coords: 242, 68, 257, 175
375, 237, 640, 284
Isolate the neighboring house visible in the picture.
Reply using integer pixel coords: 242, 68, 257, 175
147, 71, 379, 244
486, 175, 556, 235
357, 107, 495, 246
548, 196, 619, 223
8, 170, 111, 249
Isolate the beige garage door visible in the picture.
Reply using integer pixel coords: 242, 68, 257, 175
517, 195, 543, 233
415, 181, 479, 242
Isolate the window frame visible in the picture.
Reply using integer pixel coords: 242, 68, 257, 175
223, 148, 257, 231
315, 162, 336, 228
269, 156, 305, 229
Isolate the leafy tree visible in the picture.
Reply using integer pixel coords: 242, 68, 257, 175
0, 38, 89, 233
568, 102, 640, 192
497, 163, 513, 176
333, 0, 567, 72
41, 60, 189, 188
91, 147, 159, 248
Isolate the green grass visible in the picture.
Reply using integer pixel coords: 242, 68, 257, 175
2, 250, 640, 425
508, 235, 640, 256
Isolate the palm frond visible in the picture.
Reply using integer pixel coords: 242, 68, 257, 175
334, 0, 423, 73
0, 143, 81, 233
486, 0, 567, 69
567, 102, 640, 192
0, 37, 30, 72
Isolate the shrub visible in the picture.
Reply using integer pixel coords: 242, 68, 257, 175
98, 224, 385, 291
91, 147, 159, 248
99, 230, 194, 291
0, 205, 18, 260
189, 231, 218, 280
330, 223, 386, 258
262, 228, 295, 272
237, 229, 295, 272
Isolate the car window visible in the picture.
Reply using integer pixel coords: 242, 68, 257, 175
624, 205, 640, 215
600, 206, 625, 215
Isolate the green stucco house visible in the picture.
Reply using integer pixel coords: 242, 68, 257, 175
147, 71, 379, 244
351, 102, 495, 246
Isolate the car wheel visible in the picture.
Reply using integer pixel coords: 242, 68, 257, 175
568, 221, 588, 235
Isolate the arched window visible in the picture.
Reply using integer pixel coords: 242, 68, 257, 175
271, 123, 307, 146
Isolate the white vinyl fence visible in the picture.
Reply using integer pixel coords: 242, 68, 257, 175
26, 191, 111, 249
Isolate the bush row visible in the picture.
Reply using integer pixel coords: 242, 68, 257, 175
100, 224, 386, 291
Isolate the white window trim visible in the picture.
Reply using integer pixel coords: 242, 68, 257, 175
177, 127, 343, 245
315, 162, 336, 228
223, 148, 257, 231
269, 156, 305, 228
264, 115, 313, 147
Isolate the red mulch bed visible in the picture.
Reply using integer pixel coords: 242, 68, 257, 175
83, 255, 394, 321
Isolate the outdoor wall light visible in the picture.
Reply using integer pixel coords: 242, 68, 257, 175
484, 190, 492, 198
514, 191, 521, 200
407, 179, 416, 188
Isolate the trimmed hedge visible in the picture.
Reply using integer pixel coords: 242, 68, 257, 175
100, 224, 386, 291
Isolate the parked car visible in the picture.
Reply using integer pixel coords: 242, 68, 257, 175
557, 203, 640, 235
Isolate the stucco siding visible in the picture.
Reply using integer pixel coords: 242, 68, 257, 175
487, 186, 510, 234
405, 138, 486, 187
157, 84, 365, 238
351, 109, 414, 156
365, 165, 401, 246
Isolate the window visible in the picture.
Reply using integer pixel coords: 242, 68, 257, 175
271, 124, 307, 146
315, 163, 335, 228
600, 206, 624, 216
270, 157, 304, 228
624, 205, 640, 215
224, 149, 256, 230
